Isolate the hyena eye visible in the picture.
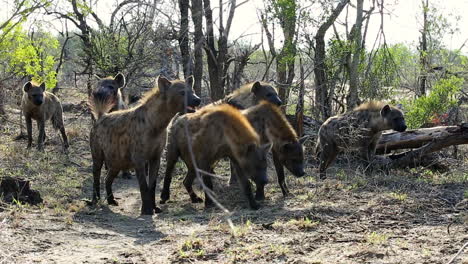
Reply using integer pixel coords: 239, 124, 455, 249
179, 91, 186, 96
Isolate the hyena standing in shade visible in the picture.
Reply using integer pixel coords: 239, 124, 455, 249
90, 73, 132, 178
316, 101, 407, 179
89, 76, 201, 215
160, 104, 271, 210
21, 81, 69, 151
241, 101, 307, 200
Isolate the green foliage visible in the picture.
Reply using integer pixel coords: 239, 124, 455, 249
361, 44, 417, 100
403, 76, 463, 128
0, 24, 58, 89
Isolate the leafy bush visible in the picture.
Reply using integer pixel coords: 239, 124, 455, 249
403, 76, 463, 128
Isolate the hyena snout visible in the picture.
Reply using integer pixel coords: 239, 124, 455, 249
32, 95, 44, 106
394, 122, 407, 132
93, 89, 116, 103
186, 94, 201, 113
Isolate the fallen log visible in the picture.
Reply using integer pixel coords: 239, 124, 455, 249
377, 124, 468, 154
371, 123, 468, 169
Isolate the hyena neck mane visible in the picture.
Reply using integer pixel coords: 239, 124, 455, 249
247, 101, 297, 144
353, 101, 392, 132
133, 88, 179, 130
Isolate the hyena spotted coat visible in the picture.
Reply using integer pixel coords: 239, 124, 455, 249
316, 101, 407, 179
160, 104, 271, 210
214, 81, 283, 185
21, 81, 69, 151
89, 76, 201, 215
90, 73, 131, 178
241, 101, 307, 200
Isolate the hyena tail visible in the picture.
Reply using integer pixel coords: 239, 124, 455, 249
88, 95, 115, 120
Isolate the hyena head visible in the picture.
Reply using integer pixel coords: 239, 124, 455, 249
23, 82, 46, 106
158, 75, 201, 113
92, 73, 126, 105
278, 136, 308, 177
251, 81, 282, 106
381, 104, 407, 132
240, 143, 272, 186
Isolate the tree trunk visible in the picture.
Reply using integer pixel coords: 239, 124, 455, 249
314, 0, 349, 120
203, 0, 223, 100
346, 0, 364, 109
418, 0, 429, 97
178, 0, 192, 78
191, 0, 203, 96
295, 58, 305, 136
376, 124, 468, 154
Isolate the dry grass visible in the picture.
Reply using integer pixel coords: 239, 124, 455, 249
0, 90, 467, 263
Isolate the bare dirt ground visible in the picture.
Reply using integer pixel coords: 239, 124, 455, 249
0, 90, 467, 264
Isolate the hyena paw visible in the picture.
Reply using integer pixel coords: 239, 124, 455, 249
191, 196, 203, 203
107, 198, 119, 206
154, 206, 162, 213
250, 202, 260, 210
36, 145, 44, 152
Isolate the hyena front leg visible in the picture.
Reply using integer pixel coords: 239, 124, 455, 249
233, 161, 259, 210
148, 156, 162, 213
134, 164, 153, 215
25, 115, 33, 148
272, 149, 288, 198
183, 168, 203, 204
37, 119, 45, 151
105, 168, 120, 206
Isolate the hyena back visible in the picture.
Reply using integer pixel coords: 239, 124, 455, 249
160, 104, 271, 210
316, 101, 407, 179
221, 81, 282, 109
241, 101, 307, 200
89, 76, 201, 215
21, 81, 69, 151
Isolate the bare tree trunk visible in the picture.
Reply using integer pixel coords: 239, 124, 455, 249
295, 58, 304, 136
0, 85, 6, 117
178, 0, 192, 78
203, 0, 222, 100
346, 0, 364, 109
191, 0, 203, 95
314, 0, 349, 120
418, 0, 429, 97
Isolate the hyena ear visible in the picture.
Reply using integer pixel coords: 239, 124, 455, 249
298, 136, 308, 144
23, 82, 33, 92
250, 81, 262, 95
186, 75, 194, 89
114, 73, 126, 89
39, 83, 46, 92
380, 104, 391, 117
157, 75, 171, 92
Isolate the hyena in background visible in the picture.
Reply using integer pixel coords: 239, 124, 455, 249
91, 73, 127, 121
215, 81, 283, 185
90, 73, 131, 178
160, 104, 271, 210
316, 101, 407, 179
220, 81, 282, 109
241, 101, 307, 200
21, 81, 69, 151
89, 76, 201, 215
